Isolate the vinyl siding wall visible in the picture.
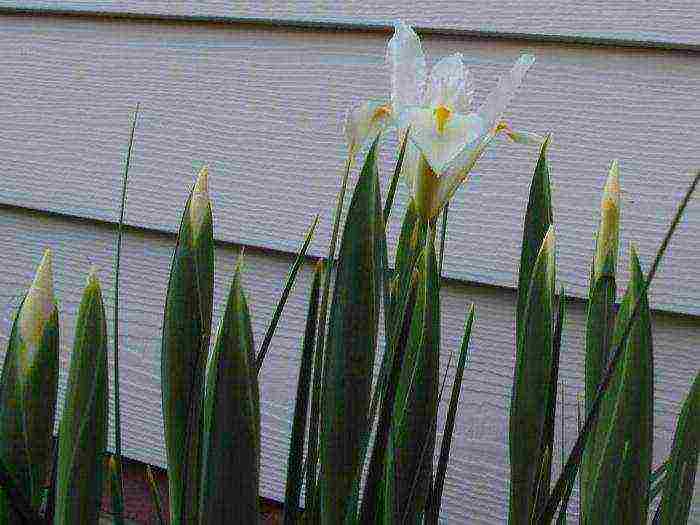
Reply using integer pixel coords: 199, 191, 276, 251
0, 4, 698, 522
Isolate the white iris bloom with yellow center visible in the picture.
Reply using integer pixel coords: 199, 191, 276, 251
346, 21, 539, 220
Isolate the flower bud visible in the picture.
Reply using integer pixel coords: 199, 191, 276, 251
19, 249, 55, 351
190, 165, 211, 243
594, 161, 621, 280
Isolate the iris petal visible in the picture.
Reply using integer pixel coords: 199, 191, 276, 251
426, 53, 474, 113
479, 54, 535, 130
407, 107, 488, 174
387, 21, 427, 117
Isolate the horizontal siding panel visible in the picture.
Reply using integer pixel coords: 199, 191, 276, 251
1, 16, 700, 319
2, 1, 700, 48
0, 207, 697, 522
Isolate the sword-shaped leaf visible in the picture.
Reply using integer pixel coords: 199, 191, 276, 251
161, 167, 214, 525
283, 260, 323, 525
0, 250, 59, 522
586, 248, 653, 525
384, 231, 440, 525
653, 371, 699, 525
318, 138, 382, 524
509, 226, 556, 525
581, 161, 621, 520
55, 268, 109, 525
425, 304, 475, 525
199, 260, 260, 524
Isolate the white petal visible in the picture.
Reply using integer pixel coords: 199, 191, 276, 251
426, 53, 474, 113
407, 107, 488, 174
344, 100, 391, 151
387, 21, 426, 116
435, 132, 498, 212
479, 54, 535, 129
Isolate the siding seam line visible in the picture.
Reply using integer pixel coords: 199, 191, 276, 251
1, 5, 700, 53
1, 201, 696, 321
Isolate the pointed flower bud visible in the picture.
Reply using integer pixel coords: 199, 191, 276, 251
18, 249, 55, 352
594, 160, 621, 280
190, 165, 211, 243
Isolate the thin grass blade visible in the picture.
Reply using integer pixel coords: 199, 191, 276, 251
146, 466, 166, 525
255, 215, 319, 373
111, 102, 139, 525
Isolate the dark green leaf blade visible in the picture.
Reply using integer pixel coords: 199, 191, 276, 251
654, 370, 699, 525
160, 168, 215, 525
516, 135, 553, 346
509, 226, 556, 525
199, 264, 260, 524
55, 270, 109, 525
283, 260, 323, 525
384, 230, 440, 525
318, 138, 382, 524
587, 248, 654, 525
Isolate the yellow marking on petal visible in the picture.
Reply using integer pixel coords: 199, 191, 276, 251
371, 104, 392, 123
494, 120, 512, 135
433, 105, 452, 135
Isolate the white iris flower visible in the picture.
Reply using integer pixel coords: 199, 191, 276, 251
346, 21, 540, 220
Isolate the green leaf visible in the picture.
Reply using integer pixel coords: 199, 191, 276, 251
160, 167, 215, 525
425, 304, 475, 525
654, 370, 699, 525
509, 226, 556, 525
0, 250, 59, 520
358, 272, 418, 524
587, 248, 654, 525
55, 269, 109, 525
384, 231, 440, 525
255, 215, 319, 373
283, 260, 323, 525
302, 262, 328, 523
516, 135, 553, 347
580, 272, 616, 518
533, 290, 567, 521
540, 171, 700, 525
199, 262, 260, 524
318, 138, 382, 524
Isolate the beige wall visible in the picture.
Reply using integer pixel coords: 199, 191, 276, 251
0, 4, 698, 522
